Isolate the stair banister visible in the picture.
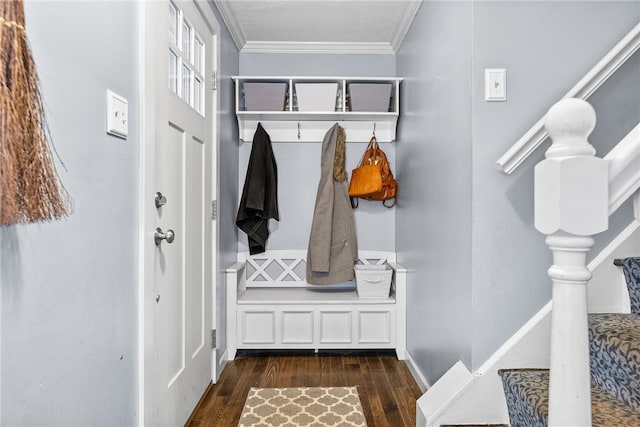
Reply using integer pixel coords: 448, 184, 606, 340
497, 22, 640, 175
534, 98, 609, 426
604, 123, 640, 215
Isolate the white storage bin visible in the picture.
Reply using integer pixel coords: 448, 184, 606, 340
243, 82, 287, 111
355, 264, 392, 298
295, 83, 338, 111
348, 83, 392, 112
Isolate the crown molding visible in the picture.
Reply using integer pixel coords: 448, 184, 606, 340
239, 41, 396, 55
391, 0, 422, 52
212, 0, 245, 51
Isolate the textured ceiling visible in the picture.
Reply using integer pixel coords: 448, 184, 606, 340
213, 1, 422, 54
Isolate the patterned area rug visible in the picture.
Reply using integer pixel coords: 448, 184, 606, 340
238, 386, 367, 427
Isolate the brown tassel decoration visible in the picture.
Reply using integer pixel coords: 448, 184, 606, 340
0, 0, 70, 225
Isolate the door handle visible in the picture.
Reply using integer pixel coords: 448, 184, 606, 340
155, 192, 167, 208
154, 227, 175, 246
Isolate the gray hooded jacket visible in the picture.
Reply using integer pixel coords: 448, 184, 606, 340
306, 124, 358, 285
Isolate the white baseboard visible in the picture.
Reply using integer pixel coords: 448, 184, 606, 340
587, 220, 639, 313
415, 301, 552, 426
215, 349, 229, 383
404, 349, 430, 393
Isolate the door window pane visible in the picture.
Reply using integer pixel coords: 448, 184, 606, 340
182, 21, 192, 61
194, 37, 203, 75
168, 49, 178, 93
182, 65, 192, 104
168, 1, 205, 115
168, 2, 178, 45
194, 77, 202, 114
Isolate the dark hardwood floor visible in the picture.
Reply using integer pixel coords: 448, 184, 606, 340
186, 350, 423, 427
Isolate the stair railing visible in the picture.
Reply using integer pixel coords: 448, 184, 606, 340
497, 22, 640, 175
535, 98, 609, 426
605, 122, 640, 216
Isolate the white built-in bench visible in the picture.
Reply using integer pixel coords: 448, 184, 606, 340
226, 250, 407, 360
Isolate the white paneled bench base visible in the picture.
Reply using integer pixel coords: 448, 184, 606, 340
226, 250, 406, 360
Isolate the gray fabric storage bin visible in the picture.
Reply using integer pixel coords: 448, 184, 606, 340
348, 83, 392, 112
243, 82, 287, 111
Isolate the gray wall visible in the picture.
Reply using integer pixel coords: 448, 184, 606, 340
1, 2, 139, 425
237, 53, 398, 252
396, 1, 474, 379
397, 0, 640, 385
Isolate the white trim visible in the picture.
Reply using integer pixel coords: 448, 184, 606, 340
588, 220, 640, 273
137, 2, 154, 425
404, 349, 430, 393
587, 224, 633, 283
416, 303, 552, 426
587, 220, 640, 313
496, 22, 640, 174
217, 349, 229, 382
194, 0, 222, 385
390, 0, 422, 52
605, 123, 640, 215
476, 301, 552, 375
417, 361, 474, 427
212, 0, 420, 54
239, 41, 396, 55
211, 0, 245, 51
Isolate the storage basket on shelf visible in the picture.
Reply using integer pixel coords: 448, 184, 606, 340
354, 264, 393, 298
242, 82, 287, 111
348, 83, 392, 112
294, 83, 339, 111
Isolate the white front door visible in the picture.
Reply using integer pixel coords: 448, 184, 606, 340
140, 1, 218, 425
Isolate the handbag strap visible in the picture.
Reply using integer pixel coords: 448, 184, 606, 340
358, 136, 380, 166
352, 196, 396, 209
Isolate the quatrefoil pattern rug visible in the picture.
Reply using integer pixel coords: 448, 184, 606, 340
238, 386, 367, 427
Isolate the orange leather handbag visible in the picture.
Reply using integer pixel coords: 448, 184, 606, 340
348, 136, 397, 208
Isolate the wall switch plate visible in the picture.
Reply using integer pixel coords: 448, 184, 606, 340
485, 68, 507, 102
106, 90, 128, 138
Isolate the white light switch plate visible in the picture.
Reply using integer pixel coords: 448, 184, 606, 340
106, 90, 128, 138
485, 69, 507, 102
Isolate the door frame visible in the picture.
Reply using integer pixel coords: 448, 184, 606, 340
137, 1, 221, 425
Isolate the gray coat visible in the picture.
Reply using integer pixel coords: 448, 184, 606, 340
306, 124, 358, 285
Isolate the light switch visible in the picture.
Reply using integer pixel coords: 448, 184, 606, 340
106, 90, 128, 138
485, 69, 507, 102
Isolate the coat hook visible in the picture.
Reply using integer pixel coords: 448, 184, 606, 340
297, 122, 301, 140
372, 122, 376, 137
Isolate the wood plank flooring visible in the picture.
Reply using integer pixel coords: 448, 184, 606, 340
186, 350, 423, 427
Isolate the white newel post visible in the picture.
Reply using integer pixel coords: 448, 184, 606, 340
535, 98, 608, 427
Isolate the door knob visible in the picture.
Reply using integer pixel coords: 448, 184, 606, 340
155, 192, 167, 208
154, 227, 175, 246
